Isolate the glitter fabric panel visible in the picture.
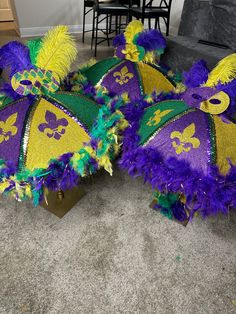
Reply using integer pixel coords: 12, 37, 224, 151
85, 57, 121, 85
138, 100, 190, 146
213, 115, 236, 175
101, 60, 142, 101
47, 92, 100, 131
145, 110, 210, 175
25, 98, 91, 170
138, 63, 175, 95
0, 97, 32, 167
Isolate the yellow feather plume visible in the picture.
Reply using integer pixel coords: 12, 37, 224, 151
124, 20, 144, 44
36, 25, 77, 80
205, 53, 236, 87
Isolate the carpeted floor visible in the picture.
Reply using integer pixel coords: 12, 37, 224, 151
0, 28, 236, 314
0, 166, 236, 313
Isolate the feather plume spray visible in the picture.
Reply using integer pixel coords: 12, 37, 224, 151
136, 29, 166, 51
205, 53, 236, 87
36, 25, 77, 80
124, 20, 144, 44
27, 38, 43, 65
0, 41, 33, 77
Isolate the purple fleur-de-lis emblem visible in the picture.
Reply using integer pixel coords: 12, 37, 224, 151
38, 110, 68, 140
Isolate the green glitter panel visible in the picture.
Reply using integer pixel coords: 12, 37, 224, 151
48, 92, 100, 131
138, 100, 190, 146
85, 57, 122, 85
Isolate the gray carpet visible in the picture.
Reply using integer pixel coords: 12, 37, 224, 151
0, 165, 236, 314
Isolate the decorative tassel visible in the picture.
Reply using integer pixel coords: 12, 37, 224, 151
36, 25, 77, 80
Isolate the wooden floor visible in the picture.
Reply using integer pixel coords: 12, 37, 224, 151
0, 21, 20, 45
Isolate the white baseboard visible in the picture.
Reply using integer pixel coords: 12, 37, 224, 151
20, 22, 177, 38
20, 24, 94, 37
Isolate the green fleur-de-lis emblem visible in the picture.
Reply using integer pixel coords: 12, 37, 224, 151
170, 123, 200, 155
113, 66, 134, 85
147, 109, 173, 126
0, 113, 18, 144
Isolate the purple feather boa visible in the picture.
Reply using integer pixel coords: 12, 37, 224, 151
136, 29, 166, 51
183, 60, 209, 88
119, 101, 236, 221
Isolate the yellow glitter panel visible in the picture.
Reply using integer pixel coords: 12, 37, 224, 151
214, 115, 236, 175
25, 98, 91, 170
138, 63, 175, 94
200, 91, 230, 114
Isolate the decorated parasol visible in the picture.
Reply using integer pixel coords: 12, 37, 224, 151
64, 21, 179, 101
120, 54, 236, 223
0, 26, 127, 215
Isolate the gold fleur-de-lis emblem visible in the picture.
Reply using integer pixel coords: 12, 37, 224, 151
170, 123, 200, 155
113, 66, 134, 85
147, 109, 173, 127
0, 113, 18, 144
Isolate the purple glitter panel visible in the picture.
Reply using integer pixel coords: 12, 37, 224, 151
0, 98, 32, 167
146, 110, 210, 175
101, 60, 142, 101
182, 87, 217, 109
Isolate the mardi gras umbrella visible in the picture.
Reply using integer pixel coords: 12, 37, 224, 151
0, 26, 127, 207
120, 55, 236, 223
64, 21, 178, 100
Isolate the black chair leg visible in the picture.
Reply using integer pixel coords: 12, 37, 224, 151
166, 17, 170, 36
148, 18, 151, 29
119, 15, 122, 34
109, 14, 112, 34
82, 4, 86, 43
115, 16, 118, 35
91, 9, 95, 50
95, 14, 99, 57
106, 15, 110, 47
156, 17, 161, 32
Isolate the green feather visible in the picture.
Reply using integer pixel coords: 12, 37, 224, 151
27, 38, 43, 66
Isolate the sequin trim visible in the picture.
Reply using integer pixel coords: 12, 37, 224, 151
206, 114, 217, 165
